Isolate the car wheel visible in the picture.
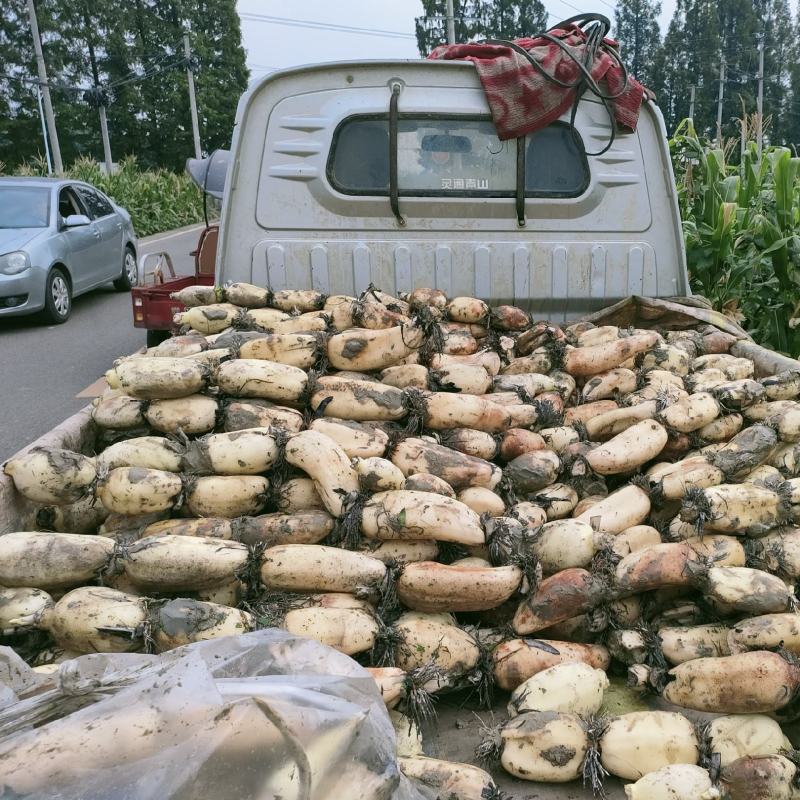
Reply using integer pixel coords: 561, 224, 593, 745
113, 246, 137, 291
146, 329, 170, 348
43, 268, 71, 324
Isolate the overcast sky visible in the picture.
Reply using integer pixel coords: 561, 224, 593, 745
238, 0, 800, 86
237, 0, 682, 81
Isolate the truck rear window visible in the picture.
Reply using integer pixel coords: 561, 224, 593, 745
327, 117, 589, 198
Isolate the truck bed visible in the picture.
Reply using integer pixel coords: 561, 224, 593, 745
4, 297, 800, 799
0, 405, 627, 800
131, 225, 217, 333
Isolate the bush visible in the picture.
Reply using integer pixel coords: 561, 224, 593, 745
1, 156, 206, 238
670, 120, 800, 356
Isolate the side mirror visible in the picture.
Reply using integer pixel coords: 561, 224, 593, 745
186, 149, 230, 200
64, 214, 91, 228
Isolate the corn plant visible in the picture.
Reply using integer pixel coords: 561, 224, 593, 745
671, 120, 800, 356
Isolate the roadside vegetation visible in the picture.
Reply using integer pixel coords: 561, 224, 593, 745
0, 156, 205, 237
3, 122, 800, 355
670, 118, 800, 356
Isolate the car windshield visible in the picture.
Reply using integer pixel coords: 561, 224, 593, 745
0, 186, 51, 228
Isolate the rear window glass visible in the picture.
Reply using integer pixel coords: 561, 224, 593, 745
327, 117, 589, 198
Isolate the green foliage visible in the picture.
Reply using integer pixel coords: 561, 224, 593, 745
415, 0, 548, 56
647, 0, 797, 144
757, 0, 795, 144
650, 0, 721, 135
790, 14, 800, 145
2, 156, 204, 237
671, 119, 800, 355
613, 0, 662, 88
0, 0, 248, 171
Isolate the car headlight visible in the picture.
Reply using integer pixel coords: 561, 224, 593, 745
0, 251, 31, 275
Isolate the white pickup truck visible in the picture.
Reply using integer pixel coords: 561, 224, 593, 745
3, 60, 800, 800
216, 60, 688, 321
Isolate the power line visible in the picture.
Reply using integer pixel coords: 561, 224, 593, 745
1, 51, 186, 97
547, 0, 590, 19
0, 72, 90, 93
429, 10, 560, 24
107, 50, 179, 89
109, 57, 186, 89
426, 6, 611, 28
240, 9, 592, 45
238, 13, 416, 40
239, 7, 622, 48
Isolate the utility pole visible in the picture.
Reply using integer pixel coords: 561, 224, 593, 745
98, 105, 113, 174
740, 100, 747, 163
688, 85, 696, 122
716, 56, 726, 149
82, 8, 113, 174
35, 86, 52, 174
27, 0, 62, 173
184, 32, 202, 159
756, 37, 765, 160
83, 87, 113, 174
446, 0, 456, 44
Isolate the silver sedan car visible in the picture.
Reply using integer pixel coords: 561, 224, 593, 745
0, 177, 138, 323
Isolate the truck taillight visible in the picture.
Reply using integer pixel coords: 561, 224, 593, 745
135, 312, 144, 322
134, 297, 143, 307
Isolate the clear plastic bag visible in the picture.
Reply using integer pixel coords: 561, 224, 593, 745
0, 629, 430, 800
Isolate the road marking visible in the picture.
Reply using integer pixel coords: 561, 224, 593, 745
140, 224, 205, 249
76, 377, 110, 398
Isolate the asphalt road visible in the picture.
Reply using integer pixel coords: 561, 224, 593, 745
0, 224, 205, 461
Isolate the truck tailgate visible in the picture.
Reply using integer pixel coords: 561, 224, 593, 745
251, 238, 671, 321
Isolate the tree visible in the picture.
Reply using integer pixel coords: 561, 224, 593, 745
651, 0, 800, 145
789, 10, 800, 147
416, 0, 482, 56
415, 0, 548, 57
192, 0, 250, 161
0, 3, 41, 164
613, 0, 662, 88
754, 0, 795, 145
717, 0, 759, 141
99, 0, 249, 170
650, 0, 722, 137
0, 0, 248, 171
473, 0, 549, 40
0, 1, 96, 167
